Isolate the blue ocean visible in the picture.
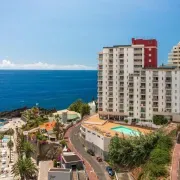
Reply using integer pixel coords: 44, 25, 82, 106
0, 70, 97, 111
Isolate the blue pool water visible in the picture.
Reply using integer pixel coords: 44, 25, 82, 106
0, 70, 97, 111
2, 137, 10, 143
111, 126, 140, 136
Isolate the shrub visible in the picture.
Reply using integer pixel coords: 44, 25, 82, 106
60, 139, 67, 148
148, 163, 167, 177
124, 119, 128, 123
153, 115, 168, 125
150, 148, 170, 164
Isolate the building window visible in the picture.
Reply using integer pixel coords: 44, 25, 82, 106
149, 59, 151, 62
149, 48, 152, 51
175, 103, 177, 106
88, 131, 91, 133
175, 96, 177, 99
175, 84, 177, 87
149, 54, 151, 57
175, 90, 177, 93
175, 109, 177, 112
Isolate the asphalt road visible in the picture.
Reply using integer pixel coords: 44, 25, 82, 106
70, 124, 107, 180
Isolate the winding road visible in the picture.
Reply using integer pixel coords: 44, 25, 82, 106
69, 124, 107, 180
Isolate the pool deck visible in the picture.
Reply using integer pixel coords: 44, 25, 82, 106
82, 114, 152, 138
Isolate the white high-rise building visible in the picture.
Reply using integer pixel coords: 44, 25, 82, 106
98, 39, 180, 123
168, 42, 180, 67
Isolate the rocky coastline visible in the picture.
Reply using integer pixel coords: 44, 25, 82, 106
0, 107, 57, 119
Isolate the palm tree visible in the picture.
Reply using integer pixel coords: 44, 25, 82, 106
53, 119, 64, 140
11, 157, 38, 180
7, 138, 14, 163
23, 141, 35, 158
16, 133, 25, 157
0, 134, 4, 147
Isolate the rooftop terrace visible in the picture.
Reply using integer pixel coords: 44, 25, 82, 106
82, 114, 151, 138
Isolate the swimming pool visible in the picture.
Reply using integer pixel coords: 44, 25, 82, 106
2, 137, 10, 143
111, 126, 140, 136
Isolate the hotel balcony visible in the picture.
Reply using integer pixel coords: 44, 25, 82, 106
153, 96, 158, 101
119, 70, 124, 75
108, 82, 113, 87
129, 107, 134, 111
109, 49, 113, 54
98, 93, 103, 97
140, 95, 146, 100
153, 103, 158, 107
108, 60, 113, 65
166, 84, 172, 89
129, 90, 133, 94
108, 65, 113, 70
153, 72, 158, 77
129, 95, 134, 100
153, 77, 158, 82
108, 93, 113, 97
129, 83, 133, 87
153, 84, 158, 88
108, 72, 113, 76
141, 77, 146, 82
98, 65, 103, 70
119, 54, 124, 58
108, 76, 113, 81
140, 84, 146, 89
166, 97, 172, 102
119, 77, 124, 81
119, 99, 124, 103
108, 99, 113, 103
141, 90, 146, 94
141, 71, 146, 76
153, 90, 158, 95
119, 60, 124, 65
140, 114, 145, 118
98, 88, 103, 92
166, 90, 171, 96
119, 88, 124, 92
120, 65, 124, 69
120, 83, 124, 87
98, 77, 103, 81
165, 77, 172, 82
153, 108, 158, 112
166, 72, 172, 77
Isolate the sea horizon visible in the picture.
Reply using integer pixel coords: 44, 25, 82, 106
0, 70, 97, 112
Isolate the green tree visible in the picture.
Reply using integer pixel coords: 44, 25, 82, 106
0, 134, 4, 147
53, 119, 64, 140
23, 141, 35, 158
68, 99, 83, 113
153, 115, 168, 125
7, 138, 14, 163
80, 104, 90, 117
6, 128, 14, 136
11, 157, 38, 180
69, 99, 90, 117
16, 132, 25, 157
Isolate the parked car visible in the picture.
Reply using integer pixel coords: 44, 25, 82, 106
96, 157, 102, 162
87, 149, 95, 156
106, 166, 115, 176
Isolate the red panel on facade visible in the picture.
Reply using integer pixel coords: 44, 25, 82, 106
132, 38, 158, 68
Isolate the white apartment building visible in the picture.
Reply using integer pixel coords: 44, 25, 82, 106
168, 42, 180, 67
98, 40, 180, 123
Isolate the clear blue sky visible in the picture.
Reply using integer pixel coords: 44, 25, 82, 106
0, 0, 179, 69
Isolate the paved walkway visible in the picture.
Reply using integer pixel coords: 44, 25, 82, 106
171, 143, 180, 180
65, 120, 104, 180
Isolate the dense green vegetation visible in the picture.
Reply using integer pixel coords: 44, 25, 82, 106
68, 99, 90, 117
109, 130, 174, 179
140, 134, 173, 179
53, 118, 64, 140
108, 132, 160, 167
22, 107, 49, 130
7, 138, 14, 162
153, 115, 168, 125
